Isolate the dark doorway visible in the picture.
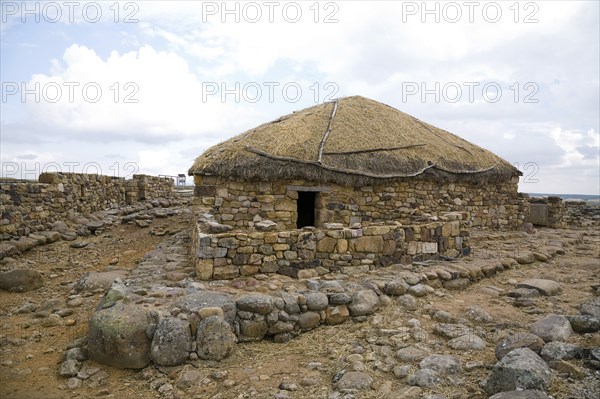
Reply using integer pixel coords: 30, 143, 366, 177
297, 191, 317, 228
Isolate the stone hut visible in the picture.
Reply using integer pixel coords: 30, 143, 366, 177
189, 96, 524, 230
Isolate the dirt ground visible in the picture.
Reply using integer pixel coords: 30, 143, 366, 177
0, 208, 598, 399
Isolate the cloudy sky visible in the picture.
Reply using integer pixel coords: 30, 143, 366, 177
1, 0, 598, 195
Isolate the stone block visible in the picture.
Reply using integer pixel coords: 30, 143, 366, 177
354, 236, 384, 253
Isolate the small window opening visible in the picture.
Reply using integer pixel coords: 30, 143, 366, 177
297, 191, 317, 228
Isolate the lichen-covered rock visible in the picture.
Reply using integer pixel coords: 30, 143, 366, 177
484, 348, 552, 395
196, 316, 236, 360
87, 302, 152, 369
150, 317, 192, 366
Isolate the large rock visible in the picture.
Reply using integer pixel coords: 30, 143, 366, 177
88, 302, 152, 369
73, 271, 129, 293
516, 279, 562, 296
0, 269, 43, 292
448, 334, 486, 350
174, 291, 237, 325
384, 279, 409, 296
150, 317, 192, 366
337, 371, 374, 391
196, 316, 236, 360
484, 348, 552, 395
419, 354, 462, 375
567, 315, 600, 333
495, 333, 545, 360
540, 341, 579, 361
530, 314, 573, 342
347, 290, 379, 316
581, 297, 600, 318
407, 369, 443, 388
236, 293, 274, 315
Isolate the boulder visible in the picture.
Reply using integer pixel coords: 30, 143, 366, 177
87, 302, 152, 369
484, 348, 552, 395
0, 269, 43, 292
196, 316, 236, 360
347, 290, 379, 316
150, 317, 192, 366
337, 371, 374, 391
531, 314, 573, 342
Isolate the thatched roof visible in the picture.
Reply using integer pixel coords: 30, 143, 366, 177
189, 96, 521, 186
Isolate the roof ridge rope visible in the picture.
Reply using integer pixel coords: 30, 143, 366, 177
317, 100, 339, 164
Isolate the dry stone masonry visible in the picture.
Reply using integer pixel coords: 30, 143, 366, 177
0, 172, 174, 240
192, 210, 470, 281
194, 176, 528, 231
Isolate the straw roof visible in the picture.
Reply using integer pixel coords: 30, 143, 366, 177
189, 96, 520, 186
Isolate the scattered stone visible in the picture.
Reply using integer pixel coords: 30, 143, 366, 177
419, 354, 462, 375
547, 359, 586, 379
530, 314, 573, 342
391, 386, 422, 398
0, 269, 43, 292
540, 341, 579, 361
484, 348, 552, 395
279, 381, 298, 391
60, 359, 81, 377
495, 333, 545, 360
448, 334, 486, 350
196, 316, 236, 360
395, 346, 428, 362
567, 315, 600, 333
515, 251, 536, 264
397, 294, 418, 311
70, 241, 89, 249
336, 371, 374, 391
433, 323, 473, 339
581, 297, 600, 318
465, 306, 493, 324
66, 377, 82, 389
407, 369, 442, 388
516, 279, 562, 296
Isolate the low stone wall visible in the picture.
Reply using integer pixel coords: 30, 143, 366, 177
0, 173, 174, 240
192, 215, 470, 280
194, 176, 527, 230
564, 201, 600, 228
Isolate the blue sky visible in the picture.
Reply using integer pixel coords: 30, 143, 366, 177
1, 0, 599, 194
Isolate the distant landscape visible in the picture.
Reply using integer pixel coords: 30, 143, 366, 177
528, 193, 600, 203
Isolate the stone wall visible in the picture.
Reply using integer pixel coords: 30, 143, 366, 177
0, 173, 174, 240
563, 201, 600, 228
192, 216, 470, 280
194, 176, 526, 230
